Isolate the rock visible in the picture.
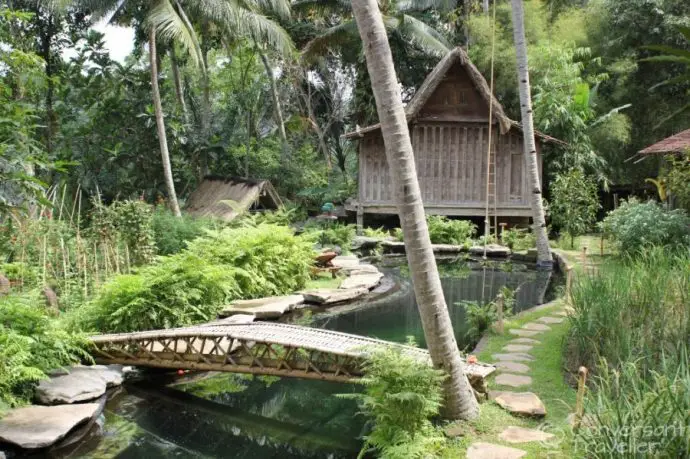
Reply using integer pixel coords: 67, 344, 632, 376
346, 264, 380, 275
538, 316, 565, 324
204, 313, 255, 326
491, 353, 534, 362
494, 392, 546, 417
508, 329, 540, 337
522, 322, 551, 332
352, 236, 383, 250
466, 442, 526, 459
380, 240, 406, 253
502, 344, 533, 353
219, 295, 304, 319
508, 338, 540, 345
0, 274, 10, 295
554, 311, 569, 317
495, 374, 532, 388
302, 288, 368, 305
0, 403, 101, 449
36, 371, 106, 404
443, 423, 465, 438
499, 426, 555, 444
431, 243, 466, 253
68, 365, 124, 388
339, 272, 383, 290
330, 255, 360, 268
469, 244, 511, 257
495, 361, 530, 374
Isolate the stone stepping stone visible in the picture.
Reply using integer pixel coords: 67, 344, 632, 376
301, 287, 368, 305
0, 403, 101, 449
499, 426, 555, 444
330, 255, 360, 268
466, 442, 526, 459
509, 329, 540, 337
469, 244, 511, 257
339, 272, 383, 290
537, 316, 564, 324
508, 338, 540, 345
37, 365, 127, 404
493, 391, 546, 417
495, 374, 532, 387
495, 361, 530, 374
554, 310, 569, 317
220, 295, 305, 319
502, 344, 533, 353
492, 353, 534, 362
522, 322, 551, 332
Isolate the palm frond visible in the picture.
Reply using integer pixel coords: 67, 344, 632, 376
147, 0, 204, 66
396, 0, 454, 14
642, 45, 690, 60
292, 0, 352, 16
74, 0, 125, 23
589, 104, 632, 128
248, 0, 291, 20
301, 20, 359, 60
389, 14, 450, 57
650, 72, 690, 91
674, 25, 690, 42
640, 55, 690, 65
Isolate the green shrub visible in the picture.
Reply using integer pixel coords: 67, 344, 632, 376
549, 169, 600, 248
302, 222, 356, 252
340, 343, 447, 458
501, 228, 536, 251
461, 287, 516, 344
362, 227, 390, 238
0, 293, 91, 409
0, 262, 38, 287
395, 216, 476, 245
151, 207, 217, 256
234, 205, 307, 227
600, 198, 690, 254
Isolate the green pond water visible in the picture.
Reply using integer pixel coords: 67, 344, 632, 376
62, 257, 560, 459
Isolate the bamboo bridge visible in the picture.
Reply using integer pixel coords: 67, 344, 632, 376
90, 322, 494, 383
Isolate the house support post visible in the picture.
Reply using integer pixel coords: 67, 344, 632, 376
356, 204, 364, 235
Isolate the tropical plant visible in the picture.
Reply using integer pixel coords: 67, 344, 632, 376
664, 155, 690, 211
549, 169, 600, 248
340, 343, 447, 459
510, 0, 552, 267
152, 207, 218, 255
462, 286, 516, 344
599, 198, 690, 254
501, 227, 535, 251
350, 0, 479, 420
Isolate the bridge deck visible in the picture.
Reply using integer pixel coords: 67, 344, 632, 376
91, 322, 494, 383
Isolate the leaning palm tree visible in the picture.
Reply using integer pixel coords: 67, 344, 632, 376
74, 0, 293, 215
350, 0, 480, 421
510, 0, 552, 267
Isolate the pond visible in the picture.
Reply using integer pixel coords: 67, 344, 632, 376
63, 257, 561, 458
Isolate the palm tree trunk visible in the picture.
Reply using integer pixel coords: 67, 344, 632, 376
169, 47, 189, 121
510, 0, 552, 267
200, 40, 211, 178
350, 0, 479, 420
149, 28, 182, 217
256, 41, 289, 160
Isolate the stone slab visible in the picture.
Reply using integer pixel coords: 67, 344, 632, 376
499, 426, 555, 444
351, 236, 383, 250
469, 244, 511, 257
36, 372, 107, 405
491, 353, 534, 362
302, 287, 368, 305
346, 264, 380, 275
521, 323, 551, 332
495, 361, 530, 374
495, 374, 533, 388
494, 392, 546, 417
339, 272, 383, 290
508, 338, 540, 345
331, 255, 360, 268
502, 344, 533, 353
537, 316, 565, 324
508, 329, 540, 337
220, 295, 304, 319
67, 365, 124, 388
466, 442, 526, 459
0, 403, 101, 449
204, 314, 256, 326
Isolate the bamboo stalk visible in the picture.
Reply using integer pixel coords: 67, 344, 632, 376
60, 238, 69, 295
496, 293, 504, 334
94, 240, 100, 287
41, 235, 47, 285
59, 183, 67, 221
574, 366, 588, 430
565, 266, 573, 305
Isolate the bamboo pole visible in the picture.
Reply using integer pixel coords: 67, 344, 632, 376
495, 293, 504, 334
581, 246, 587, 266
565, 266, 573, 305
600, 234, 604, 257
574, 366, 588, 430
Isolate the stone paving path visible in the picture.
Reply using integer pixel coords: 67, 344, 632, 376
467, 308, 568, 458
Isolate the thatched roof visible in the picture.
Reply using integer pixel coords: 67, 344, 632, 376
343, 47, 564, 145
638, 128, 690, 156
185, 176, 282, 221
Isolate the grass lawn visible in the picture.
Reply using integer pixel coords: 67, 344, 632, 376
443, 300, 578, 458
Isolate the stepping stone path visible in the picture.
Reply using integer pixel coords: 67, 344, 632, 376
537, 316, 565, 324
508, 329, 540, 337
493, 391, 547, 417
502, 344, 533, 353
495, 361, 531, 374
302, 287, 369, 305
495, 374, 532, 388
220, 295, 305, 319
498, 426, 555, 444
508, 338, 540, 345
466, 442, 527, 459
522, 322, 551, 332
492, 353, 534, 362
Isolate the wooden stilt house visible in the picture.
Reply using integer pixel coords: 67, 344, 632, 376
343, 47, 563, 228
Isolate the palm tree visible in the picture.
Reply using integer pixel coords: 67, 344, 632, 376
510, 0, 552, 267
75, 0, 293, 214
296, 0, 452, 60
350, 0, 480, 421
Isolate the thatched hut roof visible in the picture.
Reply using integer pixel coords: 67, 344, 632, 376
343, 47, 564, 145
185, 176, 282, 221
638, 128, 690, 156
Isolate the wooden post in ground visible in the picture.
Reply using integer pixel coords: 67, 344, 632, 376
581, 246, 587, 266
574, 366, 588, 430
356, 204, 364, 235
600, 234, 605, 257
496, 293, 504, 334
499, 222, 507, 243
565, 266, 573, 305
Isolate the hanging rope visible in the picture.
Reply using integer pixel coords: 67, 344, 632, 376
482, 0, 498, 260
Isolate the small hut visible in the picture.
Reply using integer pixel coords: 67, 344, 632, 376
637, 128, 690, 158
185, 176, 282, 221
343, 47, 563, 228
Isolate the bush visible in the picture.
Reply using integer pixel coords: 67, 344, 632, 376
151, 207, 218, 256
75, 224, 314, 333
501, 228, 536, 251
549, 169, 600, 248
302, 221, 356, 252
395, 216, 476, 246
341, 343, 447, 458
600, 198, 690, 254
0, 293, 90, 409
462, 287, 516, 344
